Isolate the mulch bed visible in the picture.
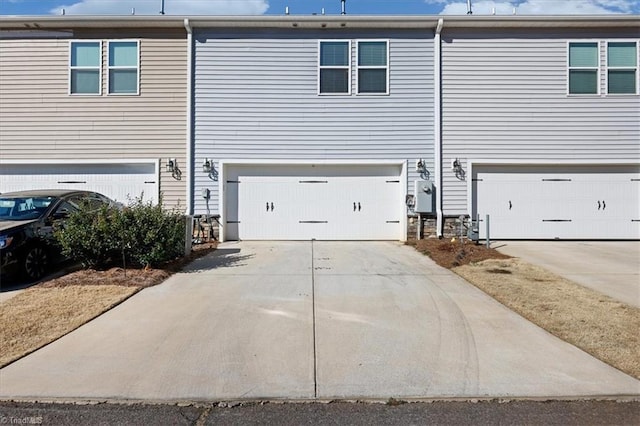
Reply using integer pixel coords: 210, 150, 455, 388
409, 238, 511, 269
39, 242, 218, 289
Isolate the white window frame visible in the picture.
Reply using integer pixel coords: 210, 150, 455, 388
318, 40, 352, 96
567, 40, 600, 96
356, 39, 390, 95
606, 40, 639, 96
68, 40, 102, 96
107, 40, 140, 96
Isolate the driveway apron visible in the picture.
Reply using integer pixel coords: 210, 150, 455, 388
0, 241, 638, 401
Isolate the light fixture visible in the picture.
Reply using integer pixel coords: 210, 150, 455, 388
451, 158, 465, 180
166, 158, 176, 173
202, 158, 212, 173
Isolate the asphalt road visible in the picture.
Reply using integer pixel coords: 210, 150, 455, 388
0, 400, 638, 425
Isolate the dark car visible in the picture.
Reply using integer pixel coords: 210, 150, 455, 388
0, 189, 117, 281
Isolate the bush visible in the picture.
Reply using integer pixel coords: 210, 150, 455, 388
56, 196, 186, 269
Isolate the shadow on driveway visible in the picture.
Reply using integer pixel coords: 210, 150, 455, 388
181, 248, 254, 273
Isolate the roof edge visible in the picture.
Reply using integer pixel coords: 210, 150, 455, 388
0, 14, 638, 30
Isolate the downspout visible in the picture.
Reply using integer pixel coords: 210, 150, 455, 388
184, 18, 194, 216
434, 18, 444, 238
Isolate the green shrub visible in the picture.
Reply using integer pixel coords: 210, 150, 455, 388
55, 196, 186, 269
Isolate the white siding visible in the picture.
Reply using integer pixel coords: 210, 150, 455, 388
441, 29, 640, 215
193, 29, 434, 215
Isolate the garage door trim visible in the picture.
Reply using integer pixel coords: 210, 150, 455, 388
467, 159, 640, 240
220, 160, 408, 242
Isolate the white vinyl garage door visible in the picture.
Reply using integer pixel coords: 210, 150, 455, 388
473, 164, 640, 240
0, 162, 158, 204
224, 164, 405, 240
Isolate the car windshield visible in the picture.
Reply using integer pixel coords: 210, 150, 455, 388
0, 196, 56, 221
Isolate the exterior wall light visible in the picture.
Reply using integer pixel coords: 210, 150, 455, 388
203, 158, 212, 173
451, 158, 466, 180
166, 158, 176, 173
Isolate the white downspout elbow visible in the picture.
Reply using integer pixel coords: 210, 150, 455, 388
434, 18, 444, 238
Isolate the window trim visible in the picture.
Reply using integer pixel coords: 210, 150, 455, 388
68, 40, 102, 96
567, 40, 601, 96
318, 39, 352, 96
606, 40, 638, 96
356, 39, 390, 96
107, 39, 140, 96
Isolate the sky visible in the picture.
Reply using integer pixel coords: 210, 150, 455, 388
0, 0, 639, 16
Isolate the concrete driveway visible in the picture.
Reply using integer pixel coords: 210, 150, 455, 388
0, 241, 638, 401
496, 241, 640, 308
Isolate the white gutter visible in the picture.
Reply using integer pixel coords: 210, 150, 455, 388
434, 18, 444, 238
1, 15, 637, 30
1, 15, 637, 32
184, 18, 194, 216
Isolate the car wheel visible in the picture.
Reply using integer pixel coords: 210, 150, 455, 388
22, 245, 48, 281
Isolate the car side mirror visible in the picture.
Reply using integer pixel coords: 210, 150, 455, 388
51, 211, 70, 221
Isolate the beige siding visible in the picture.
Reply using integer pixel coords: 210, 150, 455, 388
0, 30, 188, 208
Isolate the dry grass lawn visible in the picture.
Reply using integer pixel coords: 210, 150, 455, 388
454, 258, 640, 380
411, 238, 640, 380
0, 242, 217, 368
0, 285, 138, 367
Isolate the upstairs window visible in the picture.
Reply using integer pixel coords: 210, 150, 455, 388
357, 41, 388, 94
108, 41, 139, 95
607, 41, 637, 94
319, 41, 350, 94
568, 42, 599, 95
69, 41, 101, 95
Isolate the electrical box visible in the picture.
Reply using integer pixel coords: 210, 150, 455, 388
414, 179, 435, 213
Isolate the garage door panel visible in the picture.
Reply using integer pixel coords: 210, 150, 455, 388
231, 167, 404, 241
476, 177, 544, 238
238, 177, 305, 240
338, 178, 402, 240
475, 165, 640, 240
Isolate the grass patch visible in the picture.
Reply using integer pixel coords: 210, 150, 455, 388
413, 239, 640, 380
454, 258, 640, 379
0, 285, 138, 367
0, 242, 217, 368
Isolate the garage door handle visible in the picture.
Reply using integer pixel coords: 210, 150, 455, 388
353, 202, 361, 212
266, 202, 274, 212
509, 200, 512, 210
358, 202, 361, 211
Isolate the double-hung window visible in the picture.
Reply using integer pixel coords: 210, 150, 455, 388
319, 41, 350, 94
69, 41, 101, 95
568, 42, 599, 95
607, 41, 637, 95
108, 41, 139, 95
357, 41, 388, 94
